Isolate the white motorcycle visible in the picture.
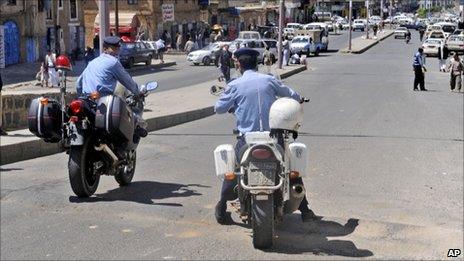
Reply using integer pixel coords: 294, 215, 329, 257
213, 97, 310, 249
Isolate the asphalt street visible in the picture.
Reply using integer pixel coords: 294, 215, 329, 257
1, 31, 462, 260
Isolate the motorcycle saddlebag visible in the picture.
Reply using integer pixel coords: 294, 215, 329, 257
27, 97, 62, 142
95, 95, 134, 141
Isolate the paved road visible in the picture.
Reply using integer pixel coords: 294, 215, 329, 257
1, 31, 462, 260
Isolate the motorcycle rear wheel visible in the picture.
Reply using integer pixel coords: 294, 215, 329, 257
114, 150, 136, 186
68, 138, 100, 197
251, 195, 275, 249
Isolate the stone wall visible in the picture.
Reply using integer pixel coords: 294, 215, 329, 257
1, 92, 75, 131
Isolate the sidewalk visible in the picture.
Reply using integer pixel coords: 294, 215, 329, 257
0, 64, 307, 165
1, 58, 175, 92
340, 29, 394, 54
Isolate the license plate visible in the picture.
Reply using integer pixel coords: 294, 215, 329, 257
248, 162, 277, 186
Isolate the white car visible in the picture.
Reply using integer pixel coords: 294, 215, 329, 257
353, 19, 366, 31
445, 35, 464, 53
394, 27, 409, 39
187, 42, 230, 66
283, 27, 295, 39
422, 39, 443, 56
286, 23, 302, 30
290, 36, 319, 56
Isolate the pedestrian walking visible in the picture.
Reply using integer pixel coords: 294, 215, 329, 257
262, 46, 273, 74
176, 32, 183, 51
419, 27, 425, 42
184, 36, 195, 54
39, 59, 49, 87
45, 49, 58, 88
438, 41, 448, 72
447, 53, 463, 92
0, 73, 6, 136
373, 23, 378, 37
282, 36, 290, 66
413, 47, 427, 91
155, 39, 166, 64
216, 44, 233, 82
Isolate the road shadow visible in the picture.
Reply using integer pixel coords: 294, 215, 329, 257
69, 181, 209, 205
129, 66, 178, 77
0, 167, 23, 172
265, 215, 373, 257
325, 49, 340, 53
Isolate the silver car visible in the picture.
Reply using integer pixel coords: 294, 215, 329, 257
445, 35, 464, 53
229, 38, 277, 64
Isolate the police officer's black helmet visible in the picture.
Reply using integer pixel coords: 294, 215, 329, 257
103, 36, 122, 48
235, 48, 260, 70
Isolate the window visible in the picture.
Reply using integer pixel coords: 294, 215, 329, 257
58, 0, 63, 9
47, 5, 53, 20
127, 0, 138, 5
7, 0, 16, 5
70, 0, 77, 20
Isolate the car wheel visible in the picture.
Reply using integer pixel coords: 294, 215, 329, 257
128, 58, 134, 69
146, 55, 152, 66
193, 63, 200, 66
202, 56, 211, 66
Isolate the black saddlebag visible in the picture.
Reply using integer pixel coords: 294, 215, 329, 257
27, 97, 62, 142
95, 95, 134, 141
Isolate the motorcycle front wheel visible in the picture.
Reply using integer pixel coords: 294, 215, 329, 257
251, 195, 275, 249
114, 150, 136, 186
68, 138, 101, 197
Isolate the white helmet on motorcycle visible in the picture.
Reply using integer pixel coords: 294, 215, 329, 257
269, 97, 303, 131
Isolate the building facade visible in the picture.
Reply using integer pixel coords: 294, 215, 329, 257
1, 0, 47, 66
45, 0, 85, 57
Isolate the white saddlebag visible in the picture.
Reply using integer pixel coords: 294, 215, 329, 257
213, 144, 236, 179
288, 143, 308, 177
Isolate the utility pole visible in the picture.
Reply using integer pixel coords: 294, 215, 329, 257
389, 0, 393, 29
366, 0, 369, 39
349, 0, 353, 51
115, 0, 119, 36
380, 0, 384, 27
278, 0, 284, 69
98, 0, 110, 54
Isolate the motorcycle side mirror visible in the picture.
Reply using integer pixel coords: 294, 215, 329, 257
146, 81, 159, 92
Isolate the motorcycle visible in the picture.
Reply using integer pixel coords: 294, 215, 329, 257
27, 66, 159, 197
212, 88, 310, 249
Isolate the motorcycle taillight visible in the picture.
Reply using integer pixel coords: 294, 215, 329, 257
69, 100, 83, 115
251, 148, 272, 160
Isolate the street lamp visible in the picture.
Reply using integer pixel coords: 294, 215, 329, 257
98, 0, 110, 54
349, 0, 353, 51
366, 0, 369, 39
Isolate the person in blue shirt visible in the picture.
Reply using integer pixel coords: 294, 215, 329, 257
214, 48, 317, 224
413, 47, 427, 91
76, 36, 146, 136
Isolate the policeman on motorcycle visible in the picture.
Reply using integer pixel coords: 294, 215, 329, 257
76, 36, 147, 137
214, 48, 317, 224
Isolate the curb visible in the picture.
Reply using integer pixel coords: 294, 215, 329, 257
340, 31, 394, 54
0, 65, 305, 166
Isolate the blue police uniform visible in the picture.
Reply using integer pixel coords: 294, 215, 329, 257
213, 48, 315, 224
413, 51, 427, 91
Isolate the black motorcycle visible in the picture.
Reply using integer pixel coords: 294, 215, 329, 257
28, 81, 158, 197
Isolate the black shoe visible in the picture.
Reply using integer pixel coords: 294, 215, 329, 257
301, 209, 319, 222
136, 126, 148, 138
215, 201, 232, 225
0, 129, 7, 136
421, 89, 428, 91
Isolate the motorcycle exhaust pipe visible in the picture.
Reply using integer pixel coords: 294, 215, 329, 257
283, 183, 306, 214
95, 144, 119, 162
291, 184, 306, 199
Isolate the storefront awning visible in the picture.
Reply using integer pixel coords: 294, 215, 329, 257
94, 12, 139, 33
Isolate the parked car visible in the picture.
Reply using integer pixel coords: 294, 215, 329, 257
286, 23, 302, 30
119, 41, 153, 68
445, 35, 464, 53
238, 31, 261, 39
394, 27, 409, 39
229, 38, 277, 63
422, 39, 443, 56
452, 29, 464, 35
435, 22, 457, 38
290, 36, 320, 56
143, 41, 158, 59
187, 42, 230, 66
352, 19, 366, 31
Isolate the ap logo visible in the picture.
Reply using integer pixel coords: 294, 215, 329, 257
447, 249, 461, 258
